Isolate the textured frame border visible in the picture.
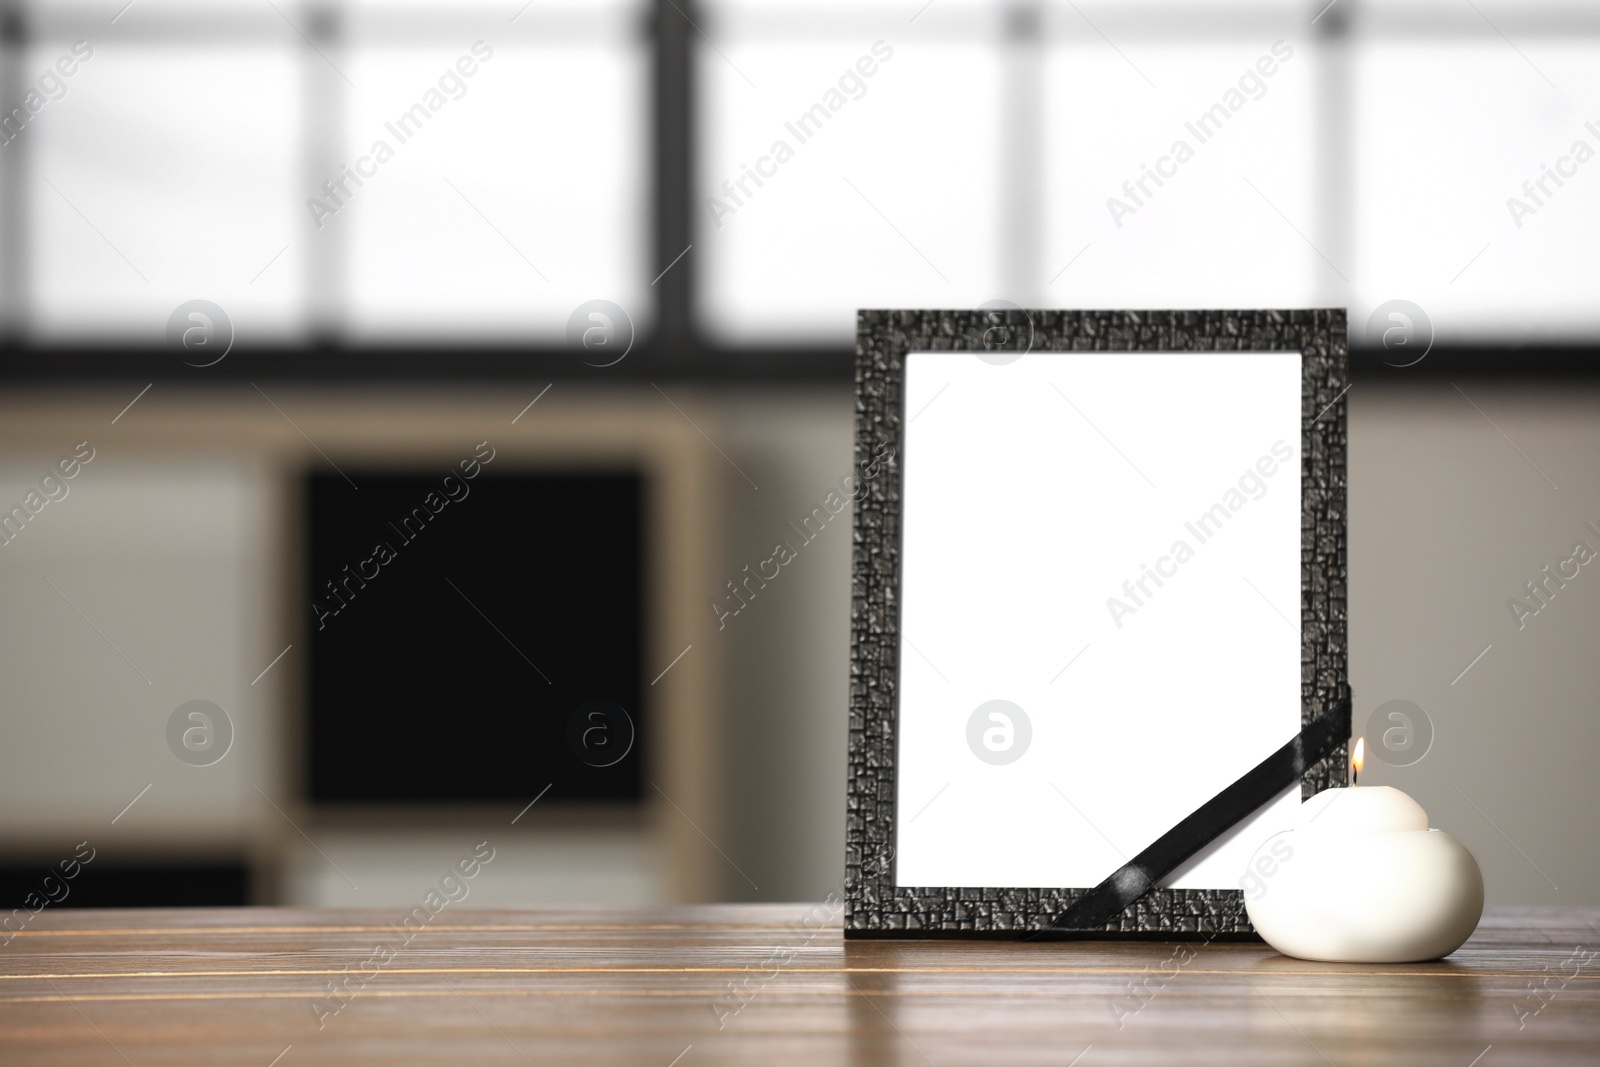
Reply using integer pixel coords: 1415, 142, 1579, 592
845, 309, 1349, 939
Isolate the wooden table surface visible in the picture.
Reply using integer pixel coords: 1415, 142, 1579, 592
2, 904, 1597, 1065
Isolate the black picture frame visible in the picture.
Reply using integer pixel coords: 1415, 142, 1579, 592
845, 309, 1349, 939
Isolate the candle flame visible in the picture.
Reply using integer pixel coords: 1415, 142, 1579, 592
1352, 737, 1365, 782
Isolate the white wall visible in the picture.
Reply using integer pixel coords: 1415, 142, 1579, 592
0, 451, 277, 852
1349, 382, 1600, 906
716, 394, 857, 903
1, 382, 1595, 909
711, 382, 1600, 908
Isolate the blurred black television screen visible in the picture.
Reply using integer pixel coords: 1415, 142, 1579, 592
307, 464, 645, 804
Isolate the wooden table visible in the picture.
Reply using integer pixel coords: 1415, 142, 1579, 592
2, 905, 1597, 1065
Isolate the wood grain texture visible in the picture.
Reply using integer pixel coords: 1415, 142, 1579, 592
1, 905, 1596, 1065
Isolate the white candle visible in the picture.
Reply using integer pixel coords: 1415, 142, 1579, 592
1241, 739, 1484, 963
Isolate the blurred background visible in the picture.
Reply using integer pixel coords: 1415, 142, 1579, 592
0, 0, 1596, 913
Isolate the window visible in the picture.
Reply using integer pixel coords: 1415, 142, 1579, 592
340, 3, 649, 341
1352, 26, 1600, 343
697, 5, 1004, 344
5, 0, 647, 345
2, 0, 1596, 363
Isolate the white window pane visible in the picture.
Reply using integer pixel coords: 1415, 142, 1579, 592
342, 40, 648, 341
1043, 38, 1324, 310
28, 0, 266, 9
1361, 0, 1599, 13
697, 37, 1003, 345
350, 0, 638, 9
27, 44, 302, 341
1353, 42, 1600, 343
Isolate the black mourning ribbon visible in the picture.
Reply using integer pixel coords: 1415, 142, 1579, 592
1031, 700, 1351, 937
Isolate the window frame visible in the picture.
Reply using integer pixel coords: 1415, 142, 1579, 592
0, 1, 1594, 384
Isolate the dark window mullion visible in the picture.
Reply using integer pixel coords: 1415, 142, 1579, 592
652, 0, 696, 359
1, 2, 27, 340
